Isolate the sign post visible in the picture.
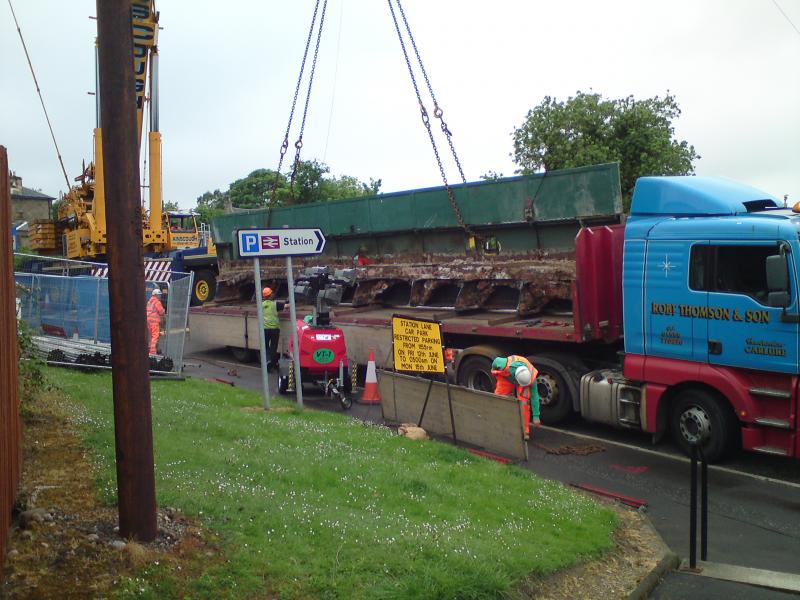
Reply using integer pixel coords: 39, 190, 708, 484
285, 253, 304, 408
253, 257, 271, 410
237, 227, 327, 410
391, 315, 455, 441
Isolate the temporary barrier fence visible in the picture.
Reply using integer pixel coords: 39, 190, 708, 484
14, 254, 192, 374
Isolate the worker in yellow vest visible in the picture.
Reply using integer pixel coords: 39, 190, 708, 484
262, 287, 284, 371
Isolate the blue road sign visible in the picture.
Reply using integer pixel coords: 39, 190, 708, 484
237, 228, 326, 258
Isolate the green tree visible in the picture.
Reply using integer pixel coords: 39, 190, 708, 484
162, 200, 180, 213
51, 198, 66, 220
511, 91, 700, 207
195, 160, 381, 217
228, 168, 281, 209
194, 189, 228, 225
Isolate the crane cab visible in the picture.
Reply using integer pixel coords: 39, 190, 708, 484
164, 211, 200, 250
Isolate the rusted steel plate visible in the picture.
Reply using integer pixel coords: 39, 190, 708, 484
216, 255, 576, 314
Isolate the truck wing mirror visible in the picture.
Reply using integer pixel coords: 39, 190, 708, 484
766, 250, 799, 318
766, 254, 789, 293
766, 254, 790, 309
768, 291, 790, 309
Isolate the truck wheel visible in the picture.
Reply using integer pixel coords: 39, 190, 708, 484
456, 356, 496, 392
670, 389, 737, 462
229, 347, 256, 363
529, 356, 575, 424
190, 270, 217, 306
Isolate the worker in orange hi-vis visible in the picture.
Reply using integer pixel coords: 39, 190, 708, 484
146, 288, 165, 355
491, 355, 541, 440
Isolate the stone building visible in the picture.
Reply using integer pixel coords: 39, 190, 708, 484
9, 172, 55, 249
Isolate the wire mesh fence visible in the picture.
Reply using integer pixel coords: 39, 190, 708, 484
162, 270, 193, 373
14, 253, 192, 374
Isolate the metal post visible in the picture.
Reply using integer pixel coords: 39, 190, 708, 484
159, 277, 170, 360
253, 258, 271, 410
700, 444, 708, 561
689, 443, 698, 569
162, 281, 171, 360
446, 378, 457, 443
176, 272, 193, 375
417, 378, 434, 427
286, 255, 304, 408
93, 276, 101, 344
96, 1, 156, 542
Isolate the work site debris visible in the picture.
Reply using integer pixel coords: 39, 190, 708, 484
31, 335, 173, 373
398, 423, 428, 440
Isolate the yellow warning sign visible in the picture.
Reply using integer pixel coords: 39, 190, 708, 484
392, 315, 445, 373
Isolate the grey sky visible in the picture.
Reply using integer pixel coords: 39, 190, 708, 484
2, 0, 798, 210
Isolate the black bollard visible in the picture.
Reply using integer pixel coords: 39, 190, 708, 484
689, 442, 698, 569
700, 443, 708, 561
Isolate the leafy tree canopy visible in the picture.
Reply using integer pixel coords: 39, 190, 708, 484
194, 160, 381, 223
511, 91, 700, 206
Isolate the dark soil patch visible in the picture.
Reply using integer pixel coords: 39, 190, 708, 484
1, 390, 219, 599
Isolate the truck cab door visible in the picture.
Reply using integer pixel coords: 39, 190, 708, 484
644, 240, 708, 361
704, 242, 798, 374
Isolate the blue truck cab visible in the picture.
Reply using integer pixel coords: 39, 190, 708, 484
618, 177, 798, 459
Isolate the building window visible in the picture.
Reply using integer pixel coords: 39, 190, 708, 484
689, 244, 782, 305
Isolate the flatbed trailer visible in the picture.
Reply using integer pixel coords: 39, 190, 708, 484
196, 166, 800, 462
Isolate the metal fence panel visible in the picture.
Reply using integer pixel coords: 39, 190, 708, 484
14, 254, 190, 374
163, 272, 193, 374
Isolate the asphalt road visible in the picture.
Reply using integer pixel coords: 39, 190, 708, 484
181, 345, 800, 596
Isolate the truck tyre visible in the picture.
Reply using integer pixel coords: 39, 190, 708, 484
190, 269, 217, 306
670, 389, 737, 462
456, 356, 496, 392
529, 354, 576, 424
229, 347, 256, 363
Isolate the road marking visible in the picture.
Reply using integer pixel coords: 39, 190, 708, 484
538, 425, 800, 491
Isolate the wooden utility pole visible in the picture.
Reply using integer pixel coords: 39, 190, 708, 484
96, 0, 157, 541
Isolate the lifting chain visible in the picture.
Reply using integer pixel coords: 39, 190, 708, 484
267, 0, 327, 226
386, 0, 479, 242
290, 0, 328, 189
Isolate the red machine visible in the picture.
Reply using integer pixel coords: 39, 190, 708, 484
278, 319, 352, 409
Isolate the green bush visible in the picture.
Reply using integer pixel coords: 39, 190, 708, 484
17, 320, 44, 398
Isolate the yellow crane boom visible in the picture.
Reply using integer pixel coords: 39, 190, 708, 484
30, 0, 199, 260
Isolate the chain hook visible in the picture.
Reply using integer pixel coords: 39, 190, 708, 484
386, 0, 480, 244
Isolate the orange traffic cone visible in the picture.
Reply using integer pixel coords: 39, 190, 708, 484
359, 349, 381, 404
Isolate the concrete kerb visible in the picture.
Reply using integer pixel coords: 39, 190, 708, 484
626, 511, 679, 600
678, 559, 800, 595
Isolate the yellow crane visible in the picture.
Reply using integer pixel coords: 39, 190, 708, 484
30, 0, 205, 260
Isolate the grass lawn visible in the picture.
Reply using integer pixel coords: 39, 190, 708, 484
51, 367, 616, 599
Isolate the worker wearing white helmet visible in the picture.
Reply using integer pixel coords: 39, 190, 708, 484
491, 355, 541, 440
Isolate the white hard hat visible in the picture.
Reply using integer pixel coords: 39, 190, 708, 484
152, 288, 162, 296
514, 366, 532, 387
